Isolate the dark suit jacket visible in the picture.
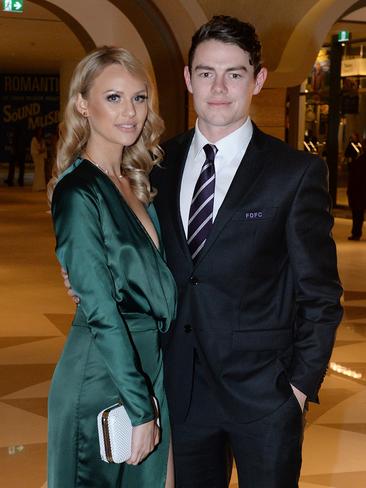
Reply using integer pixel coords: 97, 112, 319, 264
153, 124, 343, 424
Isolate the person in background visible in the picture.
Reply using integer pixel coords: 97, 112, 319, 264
4, 123, 26, 187
48, 46, 176, 488
347, 138, 366, 240
30, 127, 47, 191
311, 61, 325, 93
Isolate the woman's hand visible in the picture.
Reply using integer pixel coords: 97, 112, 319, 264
61, 267, 80, 304
126, 419, 160, 465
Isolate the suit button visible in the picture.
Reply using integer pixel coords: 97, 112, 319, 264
190, 276, 199, 285
184, 324, 192, 333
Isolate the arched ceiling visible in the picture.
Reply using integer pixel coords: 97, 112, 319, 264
0, 2, 85, 72
268, 0, 360, 86
1, 0, 366, 131
0, 0, 188, 137
197, 0, 318, 71
2, 1, 365, 80
190, 0, 366, 86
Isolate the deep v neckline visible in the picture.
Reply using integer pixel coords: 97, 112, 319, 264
85, 159, 161, 254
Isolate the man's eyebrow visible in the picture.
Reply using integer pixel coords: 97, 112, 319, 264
194, 65, 248, 72
194, 65, 214, 71
226, 66, 248, 72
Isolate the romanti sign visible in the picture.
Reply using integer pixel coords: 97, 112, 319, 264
0, 73, 59, 162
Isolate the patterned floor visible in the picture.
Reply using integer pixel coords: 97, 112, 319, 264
0, 183, 365, 488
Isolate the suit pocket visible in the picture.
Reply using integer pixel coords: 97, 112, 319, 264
232, 328, 293, 351
232, 206, 278, 222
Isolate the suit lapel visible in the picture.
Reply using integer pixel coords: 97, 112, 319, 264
167, 130, 194, 265
194, 125, 269, 267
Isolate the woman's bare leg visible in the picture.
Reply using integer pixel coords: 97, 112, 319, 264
164, 439, 174, 488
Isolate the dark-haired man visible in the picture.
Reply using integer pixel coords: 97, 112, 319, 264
153, 15, 343, 487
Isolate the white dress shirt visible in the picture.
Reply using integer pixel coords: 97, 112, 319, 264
180, 117, 253, 236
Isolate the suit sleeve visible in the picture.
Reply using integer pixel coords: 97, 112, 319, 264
286, 157, 343, 401
52, 182, 155, 426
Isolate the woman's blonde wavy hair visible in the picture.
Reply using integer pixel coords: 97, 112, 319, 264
55, 46, 164, 204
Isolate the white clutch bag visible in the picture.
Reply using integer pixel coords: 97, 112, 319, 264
97, 398, 159, 464
97, 402, 132, 464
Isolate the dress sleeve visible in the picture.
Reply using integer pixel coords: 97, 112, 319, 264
286, 157, 343, 401
52, 181, 155, 426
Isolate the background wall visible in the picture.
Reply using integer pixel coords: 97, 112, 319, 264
1, 0, 365, 140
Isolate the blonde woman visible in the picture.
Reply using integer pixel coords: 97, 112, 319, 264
48, 46, 176, 488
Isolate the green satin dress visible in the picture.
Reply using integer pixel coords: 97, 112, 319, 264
48, 158, 177, 488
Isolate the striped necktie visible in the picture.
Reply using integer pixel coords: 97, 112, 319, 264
187, 144, 217, 262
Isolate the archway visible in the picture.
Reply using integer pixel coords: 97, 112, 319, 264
281, 0, 366, 205
268, 0, 361, 88
109, 0, 186, 139
30, 0, 186, 139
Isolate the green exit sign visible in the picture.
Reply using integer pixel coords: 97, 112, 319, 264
338, 31, 350, 43
2, 0, 23, 13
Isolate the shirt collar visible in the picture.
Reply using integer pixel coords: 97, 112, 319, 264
191, 117, 253, 161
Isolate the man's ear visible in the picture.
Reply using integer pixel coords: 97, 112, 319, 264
183, 66, 193, 94
253, 67, 268, 96
76, 93, 89, 117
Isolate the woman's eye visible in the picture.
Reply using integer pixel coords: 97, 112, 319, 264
106, 94, 120, 102
230, 73, 242, 79
134, 94, 148, 103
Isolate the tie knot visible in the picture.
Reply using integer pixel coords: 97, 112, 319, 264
203, 144, 217, 163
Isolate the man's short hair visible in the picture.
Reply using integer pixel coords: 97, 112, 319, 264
188, 15, 263, 76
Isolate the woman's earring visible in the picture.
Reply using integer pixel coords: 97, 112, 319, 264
82, 111, 88, 117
